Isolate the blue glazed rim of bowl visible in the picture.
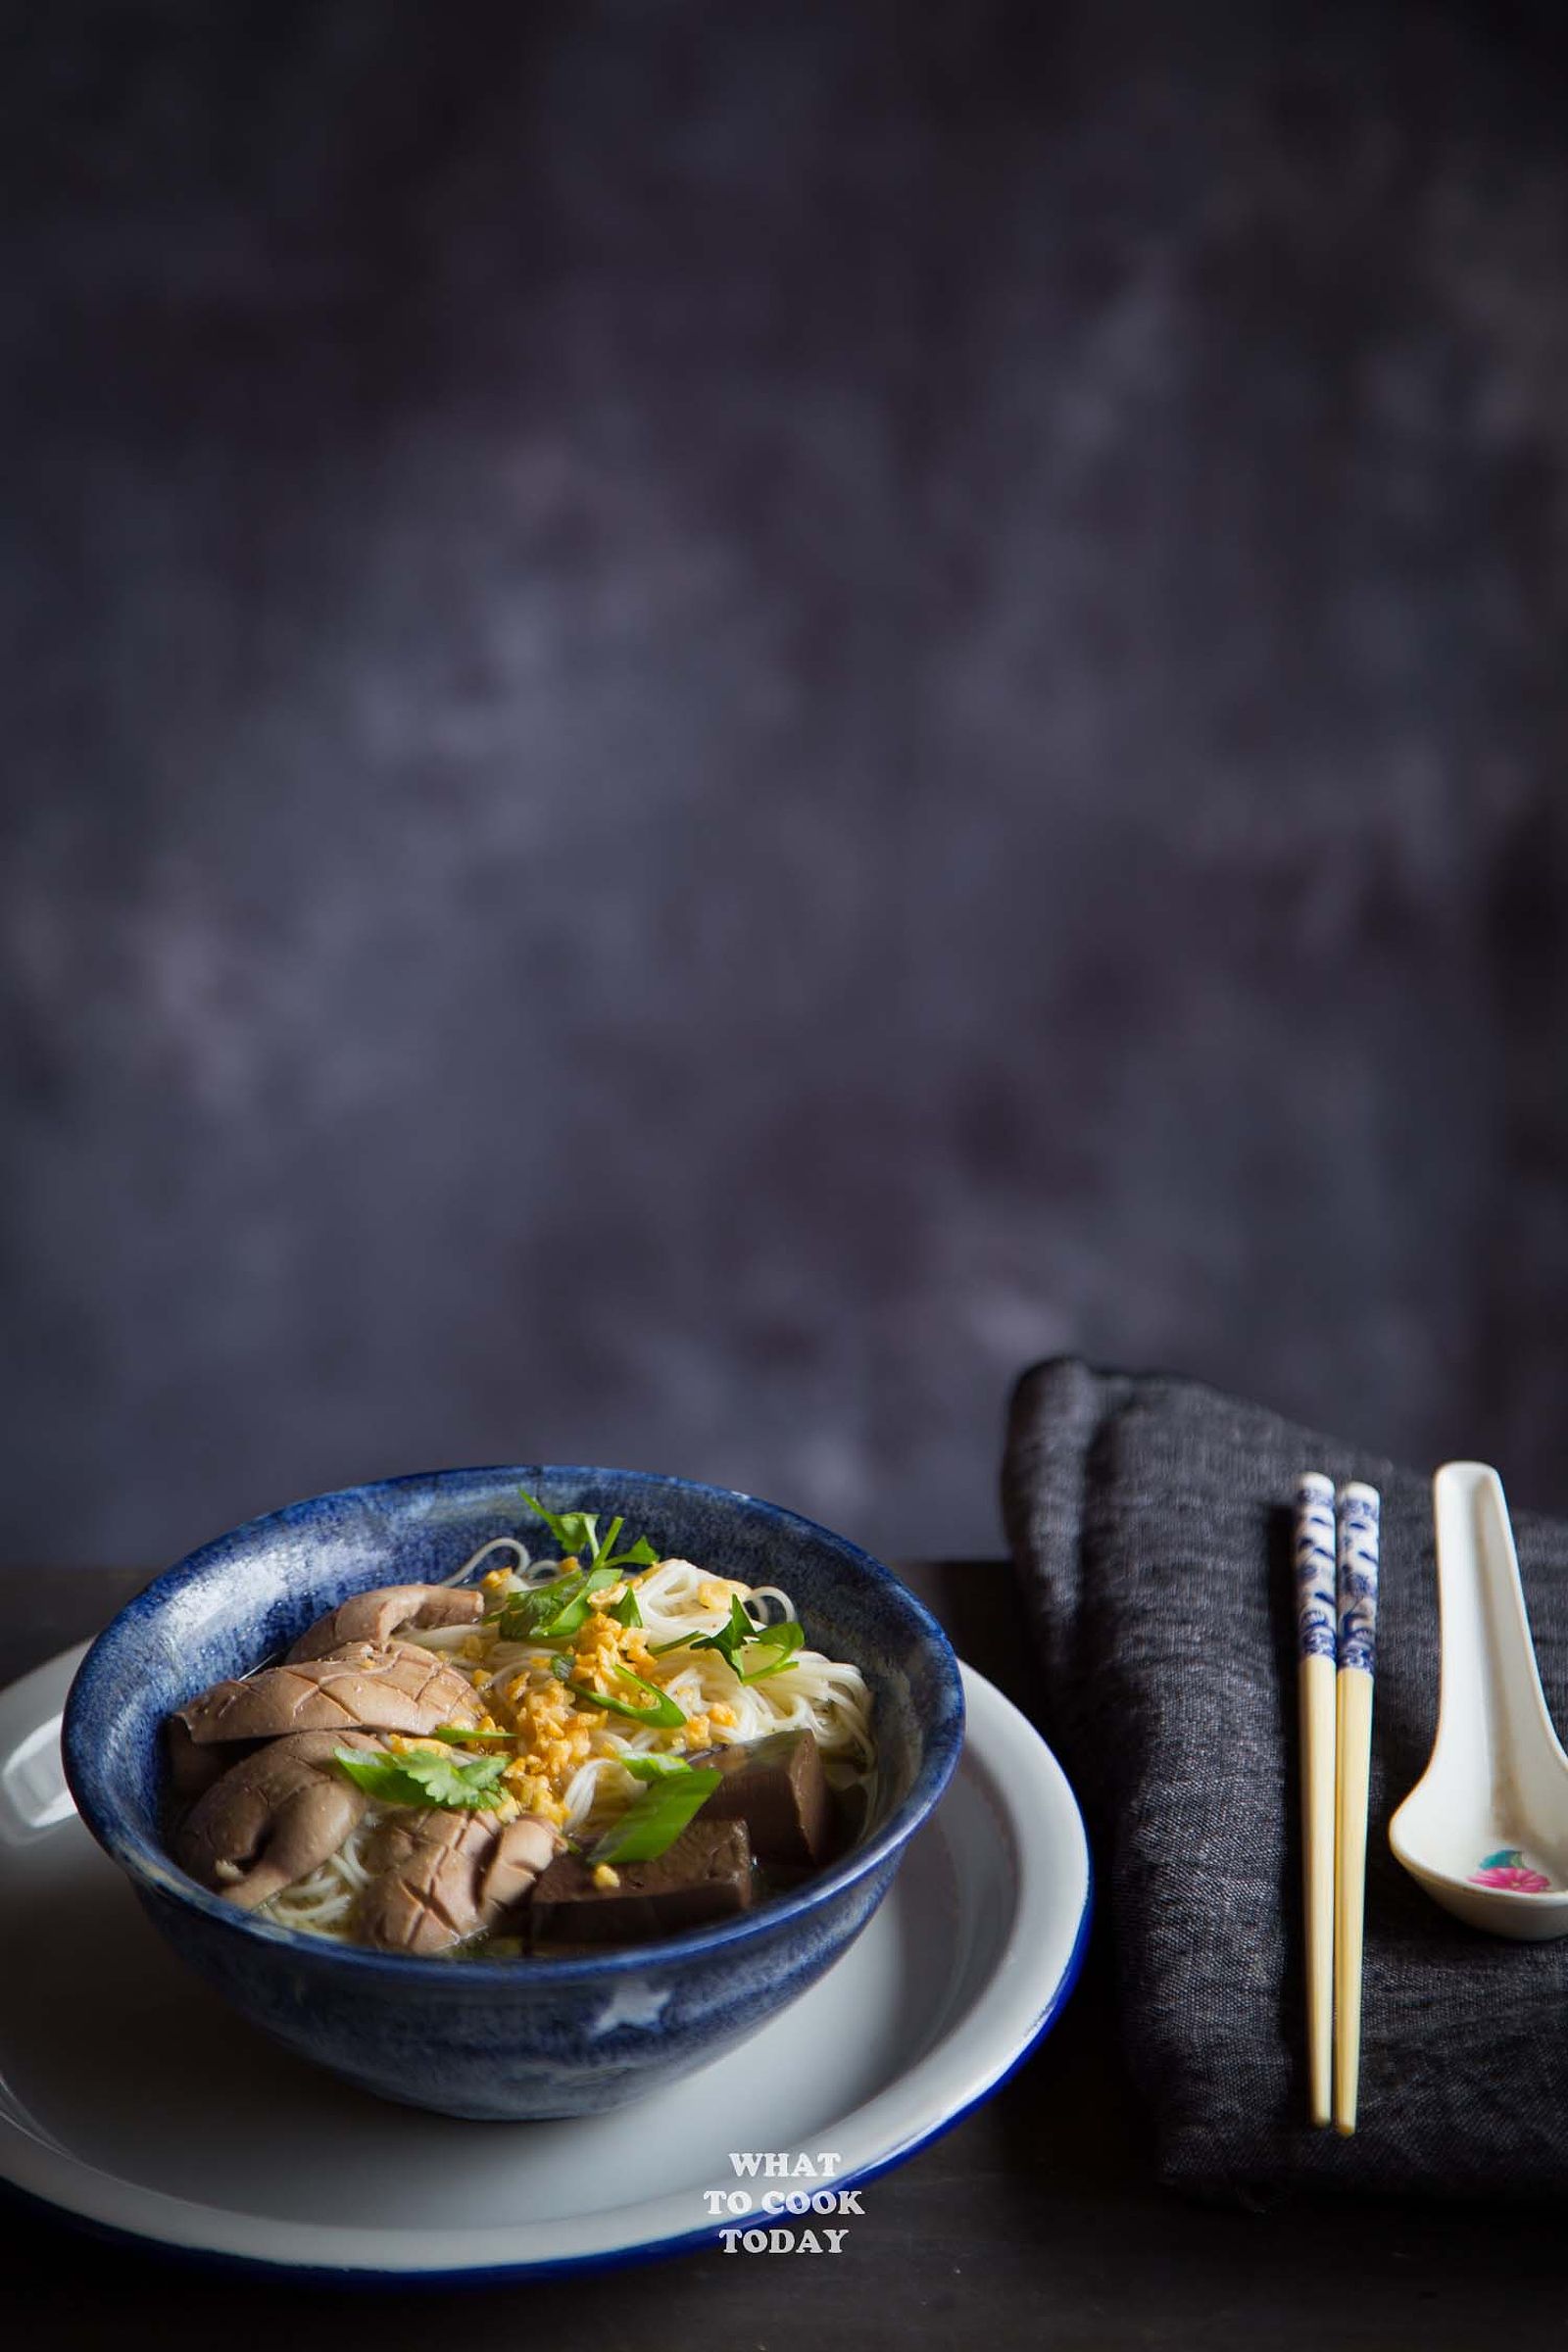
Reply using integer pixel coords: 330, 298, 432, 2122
63, 1464, 967, 1985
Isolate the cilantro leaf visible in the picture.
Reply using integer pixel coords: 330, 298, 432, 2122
608, 1587, 643, 1629
333, 1744, 510, 1811
738, 1619, 806, 1682
602, 1534, 660, 1573
516, 1490, 662, 1580
689, 1595, 753, 1671
493, 1561, 620, 1642
652, 1598, 804, 1682
518, 1488, 601, 1560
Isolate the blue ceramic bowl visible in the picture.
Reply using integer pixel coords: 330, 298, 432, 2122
63, 1467, 965, 2122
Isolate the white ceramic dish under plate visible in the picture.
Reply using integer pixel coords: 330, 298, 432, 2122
0, 1646, 1090, 2278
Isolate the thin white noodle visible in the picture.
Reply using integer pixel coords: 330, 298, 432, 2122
746, 1585, 797, 1625
434, 1536, 531, 1588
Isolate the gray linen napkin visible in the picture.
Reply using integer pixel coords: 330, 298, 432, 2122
1003, 1356, 1568, 2202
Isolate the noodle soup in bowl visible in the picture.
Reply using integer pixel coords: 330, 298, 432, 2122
63, 1466, 965, 2122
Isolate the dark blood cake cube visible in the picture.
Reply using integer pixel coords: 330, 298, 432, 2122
530, 1818, 754, 1946
697, 1728, 834, 1866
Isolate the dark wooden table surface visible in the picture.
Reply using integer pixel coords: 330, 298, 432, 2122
5, 1564, 1566, 2349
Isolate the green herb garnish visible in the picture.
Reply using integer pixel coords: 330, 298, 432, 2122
607, 1586, 643, 1629
591, 1514, 662, 1577
568, 1663, 687, 1728
515, 1491, 603, 1560
426, 1726, 517, 1746
516, 1492, 661, 1579
590, 1761, 722, 1865
653, 1596, 804, 1682
332, 1744, 510, 1811
489, 1495, 662, 1640
492, 1561, 621, 1642
737, 1619, 805, 1682
668, 1594, 752, 1670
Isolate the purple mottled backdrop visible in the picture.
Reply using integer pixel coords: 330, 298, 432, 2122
5, 0, 1568, 1566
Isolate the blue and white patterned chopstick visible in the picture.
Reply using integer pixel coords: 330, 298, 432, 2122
1337, 1483, 1381, 1678
1334, 1480, 1380, 2134
1294, 1471, 1339, 2127
1295, 1472, 1339, 1664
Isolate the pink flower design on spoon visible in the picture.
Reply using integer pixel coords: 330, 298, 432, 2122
1469, 1848, 1553, 1893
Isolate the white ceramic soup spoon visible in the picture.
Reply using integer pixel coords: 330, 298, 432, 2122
1390, 1461, 1568, 1940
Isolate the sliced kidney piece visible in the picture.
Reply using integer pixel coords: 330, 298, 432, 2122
174, 1729, 384, 1909
356, 1809, 560, 1954
172, 1642, 485, 1743
286, 1583, 484, 1663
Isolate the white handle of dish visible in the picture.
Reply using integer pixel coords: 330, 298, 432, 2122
0, 1715, 77, 1846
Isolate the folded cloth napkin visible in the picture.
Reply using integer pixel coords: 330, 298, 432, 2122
1004, 1356, 1568, 2203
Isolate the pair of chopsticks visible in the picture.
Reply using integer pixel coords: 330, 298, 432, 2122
1294, 1473, 1381, 2134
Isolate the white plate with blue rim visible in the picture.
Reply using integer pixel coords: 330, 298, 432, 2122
0, 1646, 1090, 2278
